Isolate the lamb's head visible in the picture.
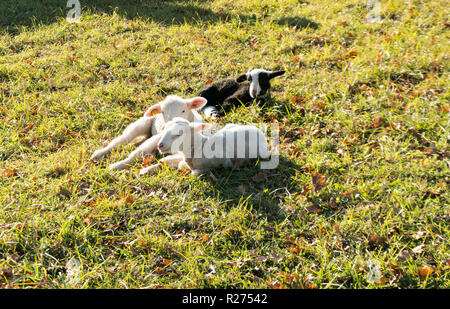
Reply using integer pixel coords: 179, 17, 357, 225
157, 117, 211, 155
236, 69, 285, 99
144, 95, 207, 122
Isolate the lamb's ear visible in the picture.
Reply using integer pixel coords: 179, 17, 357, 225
186, 97, 208, 110
269, 70, 285, 79
144, 104, 161, 117
190, 122, 212, 132
236, 74, 248, 82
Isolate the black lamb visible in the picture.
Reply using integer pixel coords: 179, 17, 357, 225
198, 68, 285, 119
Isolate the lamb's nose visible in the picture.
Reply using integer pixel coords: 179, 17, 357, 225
158, 143, 164, 149
251, 90, 257, 97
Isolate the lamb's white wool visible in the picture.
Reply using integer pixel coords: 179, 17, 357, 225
202, 106, 219, 120
139, 117, 270, 176
90, 95, 207, 171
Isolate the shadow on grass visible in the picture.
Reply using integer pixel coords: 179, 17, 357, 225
200, 157, 303, 222
1, 0, 319, 33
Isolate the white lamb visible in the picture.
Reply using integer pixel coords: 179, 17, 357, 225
139, 117, 270, 176
90, 95, 207, 171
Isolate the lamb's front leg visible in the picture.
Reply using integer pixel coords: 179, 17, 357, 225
109, 133, 161, 171
91, 116, 153, 161
139, 153, 184, 175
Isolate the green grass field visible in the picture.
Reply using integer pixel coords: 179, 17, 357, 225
0, 0, 448, 288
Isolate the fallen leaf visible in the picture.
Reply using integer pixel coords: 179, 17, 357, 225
418, 266, 434, 279
348, 50, 358, 58
368, 234, 387, 248
2, 169, 18, 178
305, 204, 322, 214
161, 259, 173, 266
205, 78, 214, 84
292, 55, 300, 63
311, 172, 326, 192
437, 106, 449, 113
291, 96, 306, 103
374, 276, 387, 285
202, 233, 210, 243
0, 268, 13, 279
372, 116, 385, 128
142, 156, 155, 167
300, 184, 310, 196
290, 247, 300, 253
267, 280, 284, 289
390, 263, 404, 276
124, 195, 135, 205
83, 216, 95, 226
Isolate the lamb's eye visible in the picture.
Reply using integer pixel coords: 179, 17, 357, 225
181, 110, 185, 113
248, 76, 252, 82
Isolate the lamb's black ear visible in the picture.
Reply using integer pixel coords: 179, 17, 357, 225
236, 74, 247, 82
269, 70, 285, 79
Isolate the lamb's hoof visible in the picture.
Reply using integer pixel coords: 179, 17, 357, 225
90, 150, 107, 161
191, 169, 204, 177
108, 162, 127, 171
139, 164, 160, 175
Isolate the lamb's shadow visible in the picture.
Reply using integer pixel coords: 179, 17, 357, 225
276, 16, 319, 30
2, 0, 319, 33
200, 157, 303, 223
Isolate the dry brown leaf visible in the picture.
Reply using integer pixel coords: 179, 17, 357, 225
368, 234, 387, 248
311, 172, 326, 192
2, 169, 18, 178
161, 259, 173, 266
83, 216, 94, 226
291, 96, 306, 103
290, 246, 300, 253
348, 50, 358, 58
418, 266, 434, 279
124, 195, 135, 205
305, 204, 322, 214
142, 156, 155, 167
202, 233, 210, 243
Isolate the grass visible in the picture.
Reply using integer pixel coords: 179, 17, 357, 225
0, 0, 449, 288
